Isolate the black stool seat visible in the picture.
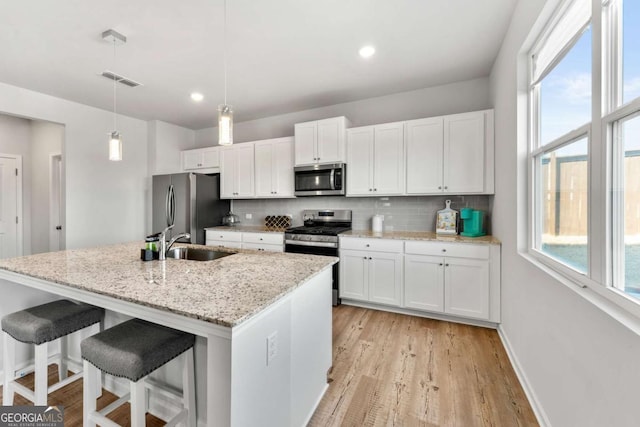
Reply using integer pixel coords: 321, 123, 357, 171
81, 318, 195, 382
1, 300, 104, 345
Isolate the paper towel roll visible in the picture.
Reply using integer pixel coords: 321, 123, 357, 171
372, 215, 384, 232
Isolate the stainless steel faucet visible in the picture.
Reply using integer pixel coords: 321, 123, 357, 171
157, 225, 191, 260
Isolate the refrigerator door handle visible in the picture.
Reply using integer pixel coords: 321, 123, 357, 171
168, 185, 176, 226
165, 186, 171, 227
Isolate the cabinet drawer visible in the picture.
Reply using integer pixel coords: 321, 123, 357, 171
405, 241, 489, 259
206, 240, 243, 249
206, 230, 243, 242
340, 237, 403, 253
242, 242, 283, 252
242, 232, 284, 245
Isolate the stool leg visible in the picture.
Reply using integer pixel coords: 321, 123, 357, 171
183, 348, 196, 427
58, 335, 68, 382
83, 360, 96, 427
130, 379, 146, 427
95, 321, 104, 398
2, 332, 16, 405
34, 343, 48, 405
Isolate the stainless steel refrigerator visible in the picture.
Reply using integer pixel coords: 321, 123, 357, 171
152, 173, 230, 244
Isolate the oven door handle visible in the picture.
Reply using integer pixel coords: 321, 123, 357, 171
285, 240, 338, 248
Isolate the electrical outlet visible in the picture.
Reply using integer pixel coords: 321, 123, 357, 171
245, 213, 252, 219
267, 331, 278, 365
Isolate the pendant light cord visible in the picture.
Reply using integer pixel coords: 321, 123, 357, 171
113, 38, 117, 131
223, 0, 227, 106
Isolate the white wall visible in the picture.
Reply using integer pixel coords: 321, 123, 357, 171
195, 77, 491, 146
0, 82, 149, 249
30, 120, 63, 254
0, 114, 32, 255
147, 120, 195, 175
490, 1, 640, 426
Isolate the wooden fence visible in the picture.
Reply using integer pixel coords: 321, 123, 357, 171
542, 152, 640, 237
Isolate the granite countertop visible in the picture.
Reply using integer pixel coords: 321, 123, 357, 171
0, 242, 336, 327
342, 230, 501, 245
205, 225, 287, 233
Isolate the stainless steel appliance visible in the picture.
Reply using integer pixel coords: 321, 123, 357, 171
294, 163, 346, 196
152, 173, 230, 244
285, 209, 352, 305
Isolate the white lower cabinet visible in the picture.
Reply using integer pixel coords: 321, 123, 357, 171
404, 254, 490, 320
404, 254, 444, 312
206, 229, 283, 252
339, 238, 403, 306
341, 236, 500, 323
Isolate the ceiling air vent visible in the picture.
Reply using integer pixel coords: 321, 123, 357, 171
101, 70, 142, 88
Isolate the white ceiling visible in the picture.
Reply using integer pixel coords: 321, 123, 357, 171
0, 0, 516, 130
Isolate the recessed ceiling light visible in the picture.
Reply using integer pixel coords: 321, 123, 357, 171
359, 45, 376, 58
190, 92, 204, 102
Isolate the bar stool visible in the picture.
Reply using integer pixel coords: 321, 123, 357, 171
81, 318, 196, 427
2, 299, 105, 406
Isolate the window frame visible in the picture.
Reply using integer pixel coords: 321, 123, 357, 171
525, 0, 640, 322
529, 125, 591, 286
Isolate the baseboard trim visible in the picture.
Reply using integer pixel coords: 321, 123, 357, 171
497, 326, 551, 427
341, 300, 499, 329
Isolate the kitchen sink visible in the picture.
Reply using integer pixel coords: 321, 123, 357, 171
166, 247, 234, 261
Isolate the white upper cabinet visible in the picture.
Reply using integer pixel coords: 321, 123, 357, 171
254, 137, 295, 198
294, 117, 349, 166
346, 122, 404, 196
181, 146, 220, 172
443, 111, 491, 193
405, 117, 444, 194
406, 110, 494, 195
220, 143, 255, 199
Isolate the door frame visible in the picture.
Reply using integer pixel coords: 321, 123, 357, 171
0, 153, 23, 256
49, 152, 63, 251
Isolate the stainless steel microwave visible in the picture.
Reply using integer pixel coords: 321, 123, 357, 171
294, 163, 346, 196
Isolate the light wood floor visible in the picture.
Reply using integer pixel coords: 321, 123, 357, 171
0, 365, 164, 426
309, 305, 538, 427
0, 307, 537, 426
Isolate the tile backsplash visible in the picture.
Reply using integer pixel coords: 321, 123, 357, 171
231, 195, 492, 232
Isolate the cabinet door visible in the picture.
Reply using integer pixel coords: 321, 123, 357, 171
272, 137, 294, 197
235, 144, 255, 197
202, 147, 220, 168
339, 250, 369, 301
368, 252, 403, 306
404, 255, 444, 312
254, 142, 274, 197
316, 117, 344, 163
406, 118, 444, 194
219, 147, 237, 198
182, 150, 203, 170
444, 258, 490, 320
444, 112, 485, 193
294, 122, 317, 166
373, 123, 404, 195
346, 127, 374, 196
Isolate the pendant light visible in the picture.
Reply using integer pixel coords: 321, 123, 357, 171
102, 29, 126, 161
218, 0, 233, 146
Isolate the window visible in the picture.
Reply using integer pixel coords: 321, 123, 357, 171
528, 0, 640, 313
622, 0, 640, 104
529, 0, 591, 275
538, 136, 589, 273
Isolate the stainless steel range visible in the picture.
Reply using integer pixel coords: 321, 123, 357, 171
285, 209, 352, 305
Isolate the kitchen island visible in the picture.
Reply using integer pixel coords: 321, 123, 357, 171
0, 242, 336, 426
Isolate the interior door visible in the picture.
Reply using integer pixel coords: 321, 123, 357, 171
0, 156, 18, 259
